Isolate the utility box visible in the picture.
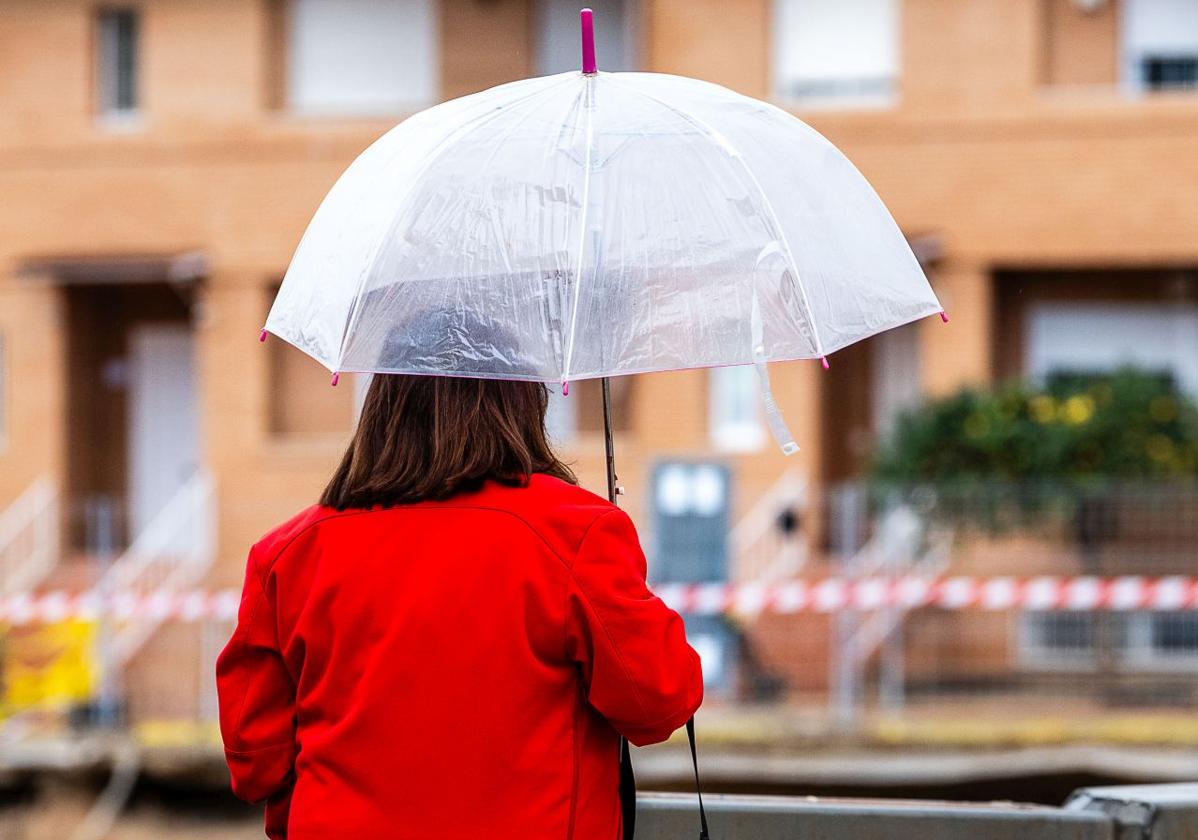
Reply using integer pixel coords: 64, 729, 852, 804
649, 461, 736, 693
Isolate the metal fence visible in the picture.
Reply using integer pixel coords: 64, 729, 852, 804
3, 481, 1198, 780
654, 481, 1198, 743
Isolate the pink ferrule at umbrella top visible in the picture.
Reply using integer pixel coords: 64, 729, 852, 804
940, 310, 950, 323
258, 328, 267, 342
580, 8, 596, 74
331, 372, 340, 387
820, 357, 830, 370
562, 379, 570, 397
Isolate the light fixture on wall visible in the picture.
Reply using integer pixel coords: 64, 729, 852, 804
1072, 0, 1109, 13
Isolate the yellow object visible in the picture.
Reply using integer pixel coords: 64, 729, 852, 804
1, 619, 99, 717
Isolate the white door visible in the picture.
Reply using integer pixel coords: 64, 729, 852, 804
127, 325, 200, 539
871, 322, 922, 441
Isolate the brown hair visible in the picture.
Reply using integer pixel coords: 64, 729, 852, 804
320, 374, 577, 510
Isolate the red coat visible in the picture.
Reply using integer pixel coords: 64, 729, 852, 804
216, 474, 703, 839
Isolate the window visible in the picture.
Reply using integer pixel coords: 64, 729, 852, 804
264, 287, 354, 438
1021, 612, 1099, 666
288, 0, 439, 115
1020, 612, 1198, 670
545, 384, 578, 446
545, 378, 633, 447
97, 9, 140, 117
1025, 303, 1198, 398
352, 373, 373, 424
1123, 0, 1198, 91
1143, 56, 1198, 89
1126, 612, 1198, 668
537, 0, 636, 75
709, 366, 765, 452
772, 0, 899, 105
1148, 613, 1198, 656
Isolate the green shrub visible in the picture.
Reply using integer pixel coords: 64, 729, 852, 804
872, 368, 1198, 486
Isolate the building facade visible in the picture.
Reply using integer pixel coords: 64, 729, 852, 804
1, 0, 1196, 604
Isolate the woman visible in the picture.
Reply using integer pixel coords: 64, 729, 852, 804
215, 373, 703, 839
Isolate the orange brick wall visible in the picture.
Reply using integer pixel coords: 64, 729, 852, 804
0, 0, 1196, 587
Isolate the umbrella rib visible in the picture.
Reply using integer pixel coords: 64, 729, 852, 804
605, 77, 829, 362
561, 76, 596, 387
334, 74, 579, 372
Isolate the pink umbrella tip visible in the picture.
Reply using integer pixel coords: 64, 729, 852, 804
820, 356, 830, 370
561, 379, 570, 397
580, 9, 596, 74
939, 311, 950, 323
331, 372, 340, 387
258, 328, 267, 342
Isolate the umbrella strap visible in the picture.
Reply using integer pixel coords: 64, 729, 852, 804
755, 361, 799, 456
619, 736, 636, 840
687, 717, 711, 840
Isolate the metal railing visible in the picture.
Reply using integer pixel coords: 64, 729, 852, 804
776, 481, 1198, 734
730, 468, 808, 583
0, 476, 59, 594
100, 471, 216, 665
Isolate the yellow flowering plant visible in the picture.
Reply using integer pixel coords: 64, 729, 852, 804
873, 368, 1198, 484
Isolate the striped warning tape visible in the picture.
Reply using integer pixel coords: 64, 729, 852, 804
654, 575, 1198, 616
2, 576, 1198, 624
0, 589, 241, 625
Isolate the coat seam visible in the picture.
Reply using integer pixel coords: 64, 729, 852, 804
566, 509, 651, 719
225, 566, 272, 755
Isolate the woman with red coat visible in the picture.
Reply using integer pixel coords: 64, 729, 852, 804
215, 373, 704, 839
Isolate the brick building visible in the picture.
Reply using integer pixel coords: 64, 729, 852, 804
0, 0, 1196, 607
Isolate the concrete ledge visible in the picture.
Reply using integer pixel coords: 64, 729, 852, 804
636, 793, 1114, 840
1067, 783, 1198, 840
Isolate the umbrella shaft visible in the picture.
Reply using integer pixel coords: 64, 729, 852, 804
601, 377, 618, 505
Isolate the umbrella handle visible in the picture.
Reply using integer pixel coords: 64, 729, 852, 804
580, 8, 597, 75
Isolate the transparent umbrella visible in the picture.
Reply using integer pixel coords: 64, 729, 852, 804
264, 13, 944, 836
265, 11, 944, 458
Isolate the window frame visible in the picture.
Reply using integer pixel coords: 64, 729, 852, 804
1018, 610, 1198, 672
285, 0, 441, 117
709, 365, 766, 453
770, 0, 901, 109
262, 283, 356, 443
1119, 0, 1198, 94
95, 7, 142, 126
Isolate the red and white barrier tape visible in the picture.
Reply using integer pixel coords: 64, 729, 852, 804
655, 575, 1198, 616
2, 577, 1198, 624
0, 589, 241, 626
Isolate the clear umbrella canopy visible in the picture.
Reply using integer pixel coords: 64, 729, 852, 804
266, 69, 942, 389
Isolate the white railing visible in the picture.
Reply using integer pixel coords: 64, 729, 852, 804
0, 477, 60, 595
731, 469, 808, 583
831, 501, 953, 724
100, 472, 216, 665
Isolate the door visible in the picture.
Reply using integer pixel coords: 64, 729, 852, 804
127, 324, 200, 539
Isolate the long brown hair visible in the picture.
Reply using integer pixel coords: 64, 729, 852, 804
320, 374, 577, 510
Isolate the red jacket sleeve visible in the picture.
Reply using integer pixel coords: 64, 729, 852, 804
565, 508, 704, 746
215, 542, 298, 819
